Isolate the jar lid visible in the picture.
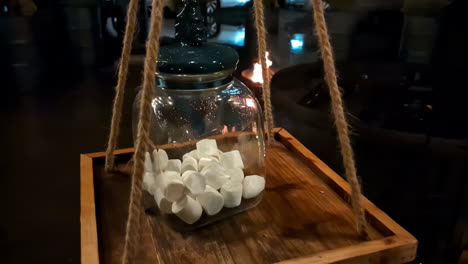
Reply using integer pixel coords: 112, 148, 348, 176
158, 43, 239, 75
157, 0, 239, 89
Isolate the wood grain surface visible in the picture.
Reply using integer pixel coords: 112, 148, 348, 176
80, 155, 99, 264
80, 128, 417, 264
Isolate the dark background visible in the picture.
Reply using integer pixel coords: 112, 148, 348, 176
1, 0, 467, 263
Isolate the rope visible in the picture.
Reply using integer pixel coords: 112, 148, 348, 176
105, 0, 140, 172
310, 0, 368, 238
121, 0, 164, 262
253, 0, 275, 144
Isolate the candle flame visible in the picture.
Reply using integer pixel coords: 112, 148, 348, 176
222, 125, 228, 134
251, 52, 272, 84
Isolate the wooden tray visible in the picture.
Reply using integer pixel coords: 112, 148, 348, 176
81, 128, 417, 264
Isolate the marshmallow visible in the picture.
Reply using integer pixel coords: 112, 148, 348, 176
243, 175, 265, 199
202, 153, 220, 161
220, 181, 243, 208
181, 170, 197, 179
197, 150, 220, 160
202, 163, 230, 189
198, 157, 219, 172
144, 152, 153, 172
172, 195, 203, 224
220, 150, 244, 169
197, 185, 224, 216
196, 139, 219, 157
142, 171, 155, 194
160, 171, 185, 202
225, 168, 244, 182
181, 156, 198, 174
183, 149, 199, 161
154, 188, 173, 214
186, 191, 196, 199
166, 159, 182, 174
152, 149, 169, 173
182, 171, 205, 195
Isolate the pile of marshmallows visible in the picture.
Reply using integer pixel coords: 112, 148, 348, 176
142, 139, 265, 224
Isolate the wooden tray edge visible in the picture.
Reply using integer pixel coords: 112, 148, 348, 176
80, 154, 100, 264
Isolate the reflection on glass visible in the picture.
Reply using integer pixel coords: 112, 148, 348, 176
246, 98, 255, 108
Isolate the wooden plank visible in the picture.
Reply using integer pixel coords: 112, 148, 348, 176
81, 128, 417, 264
80, 154, 99, 264
85, 148, 134, 158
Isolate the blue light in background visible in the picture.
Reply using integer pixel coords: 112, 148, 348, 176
223, 0, 251, 6
234, 28, 245, 46
207, 25, 245, 47
290, 33, 304, 53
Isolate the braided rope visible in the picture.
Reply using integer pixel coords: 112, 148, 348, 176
311, 0, 368, 238
121, 0, 165, 262
105, 0, 140, 172
253, 0, 275, 143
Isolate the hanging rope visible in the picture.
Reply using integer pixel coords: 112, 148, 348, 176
105, 0, 140, 172
311, 0, 368, 238
253, 0, 275, 144
121, 0, 164, 262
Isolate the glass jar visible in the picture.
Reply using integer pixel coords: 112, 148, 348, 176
133, 0, 265, 229
134, 71, 266, 229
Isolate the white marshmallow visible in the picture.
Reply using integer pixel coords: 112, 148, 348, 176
152, 149, 169, 173
196, 139, 219, 157
181, 171, 198, 199
186, 191, 196, 199
166, 159, 182, 174
160, 171, 185, 202
183, 149, 199, 161
154, 172, 163, 187
200, 153, 220, 161
181, 170, 197, 179
198, 157, 219, 172
202, 163, 229, 190
197, 185, 224, 216
172, 195, 203, 224
142, 171, 155, 194
220, 181, 243, 208
181, 156, 198, 174
220, 150, 244, 169
243, 175, 265, 199
197, 150, 221, 160
182, 171, 205, 195
225, 168, 244, 182
154, 188, 173, 214
144, 152, 153, 172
